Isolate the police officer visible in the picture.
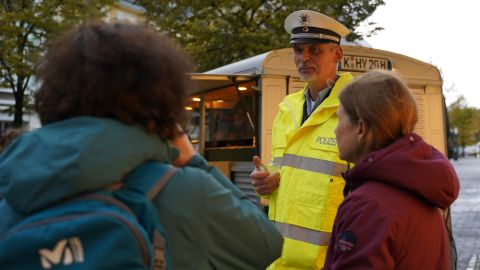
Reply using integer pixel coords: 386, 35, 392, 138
251, 10, 354, 269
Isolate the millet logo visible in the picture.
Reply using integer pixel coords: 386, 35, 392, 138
39, 237, 84, 269
315, 136, 337, 146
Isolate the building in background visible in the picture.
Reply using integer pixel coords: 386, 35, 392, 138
105, 0, 145, 24
0, 1, 145, 134
0, 88, 15, 132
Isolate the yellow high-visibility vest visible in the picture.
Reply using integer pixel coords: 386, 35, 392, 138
268, 73, 353, 270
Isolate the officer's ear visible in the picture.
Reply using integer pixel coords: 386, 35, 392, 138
333, 45, 343, 63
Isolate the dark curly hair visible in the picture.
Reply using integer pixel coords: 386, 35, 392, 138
35, 21, 192, 140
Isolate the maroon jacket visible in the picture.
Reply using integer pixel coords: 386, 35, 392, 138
324, 134, 459, 270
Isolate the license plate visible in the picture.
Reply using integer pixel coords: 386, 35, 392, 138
340, 55, 392, 71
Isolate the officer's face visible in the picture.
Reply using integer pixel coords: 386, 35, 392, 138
293, 43, 341, 82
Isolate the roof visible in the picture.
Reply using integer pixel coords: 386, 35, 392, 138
205, 48, 298, 77
188, 74, 257, 96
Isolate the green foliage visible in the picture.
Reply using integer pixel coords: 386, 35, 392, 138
448, 96, 480, 148
135, 0, 385, 71
1, 0, 385, 126
0, 0, 115, 127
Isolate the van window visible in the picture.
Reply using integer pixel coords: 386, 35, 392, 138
186, 82, 257, 149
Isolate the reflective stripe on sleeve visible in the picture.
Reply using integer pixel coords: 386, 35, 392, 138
272, 157, 283, 166
282, 153, 347, 177
275, 221, 331, 246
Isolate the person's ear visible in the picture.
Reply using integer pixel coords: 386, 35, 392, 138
334, 45, 343, 63
357, 119, 367, 142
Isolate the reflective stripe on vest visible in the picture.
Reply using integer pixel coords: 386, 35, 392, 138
275, 154, 347, 177
275, 221, 331, 246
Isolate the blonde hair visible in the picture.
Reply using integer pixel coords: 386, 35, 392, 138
339, 70, 418, 152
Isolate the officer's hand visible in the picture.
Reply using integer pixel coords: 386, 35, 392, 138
250, 156, 280, 196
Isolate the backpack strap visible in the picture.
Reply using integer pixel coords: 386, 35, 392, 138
121, 162, 178, 270
92, 161, 178, 270
63, 162, 178, 206
123, 162, 178, 201
146, 165, 178, 200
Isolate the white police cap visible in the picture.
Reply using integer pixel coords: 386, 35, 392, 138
285, 10, 350, 44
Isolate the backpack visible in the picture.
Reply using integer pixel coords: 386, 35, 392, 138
0, 162, 177, 270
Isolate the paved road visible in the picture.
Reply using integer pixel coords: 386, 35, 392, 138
451, 157, 480, 270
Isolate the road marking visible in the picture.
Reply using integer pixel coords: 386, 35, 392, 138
466, 254, 478, 270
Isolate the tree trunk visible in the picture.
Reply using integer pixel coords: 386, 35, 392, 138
13, 82, 25, 128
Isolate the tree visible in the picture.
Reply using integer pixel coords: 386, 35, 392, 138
135, 0, 385, 71
475, 109, 480, 143
448, 96, 480, 156
0, 0, 115, 127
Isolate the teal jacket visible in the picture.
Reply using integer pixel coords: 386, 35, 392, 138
0, 117, 283, 269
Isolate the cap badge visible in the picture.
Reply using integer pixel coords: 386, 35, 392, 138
299, 13, 310, 32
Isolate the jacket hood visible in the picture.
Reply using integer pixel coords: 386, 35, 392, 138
343, 133, 459, 209
0, 117, 178, 214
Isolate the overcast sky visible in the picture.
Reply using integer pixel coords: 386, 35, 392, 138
358, 0, 480, 108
